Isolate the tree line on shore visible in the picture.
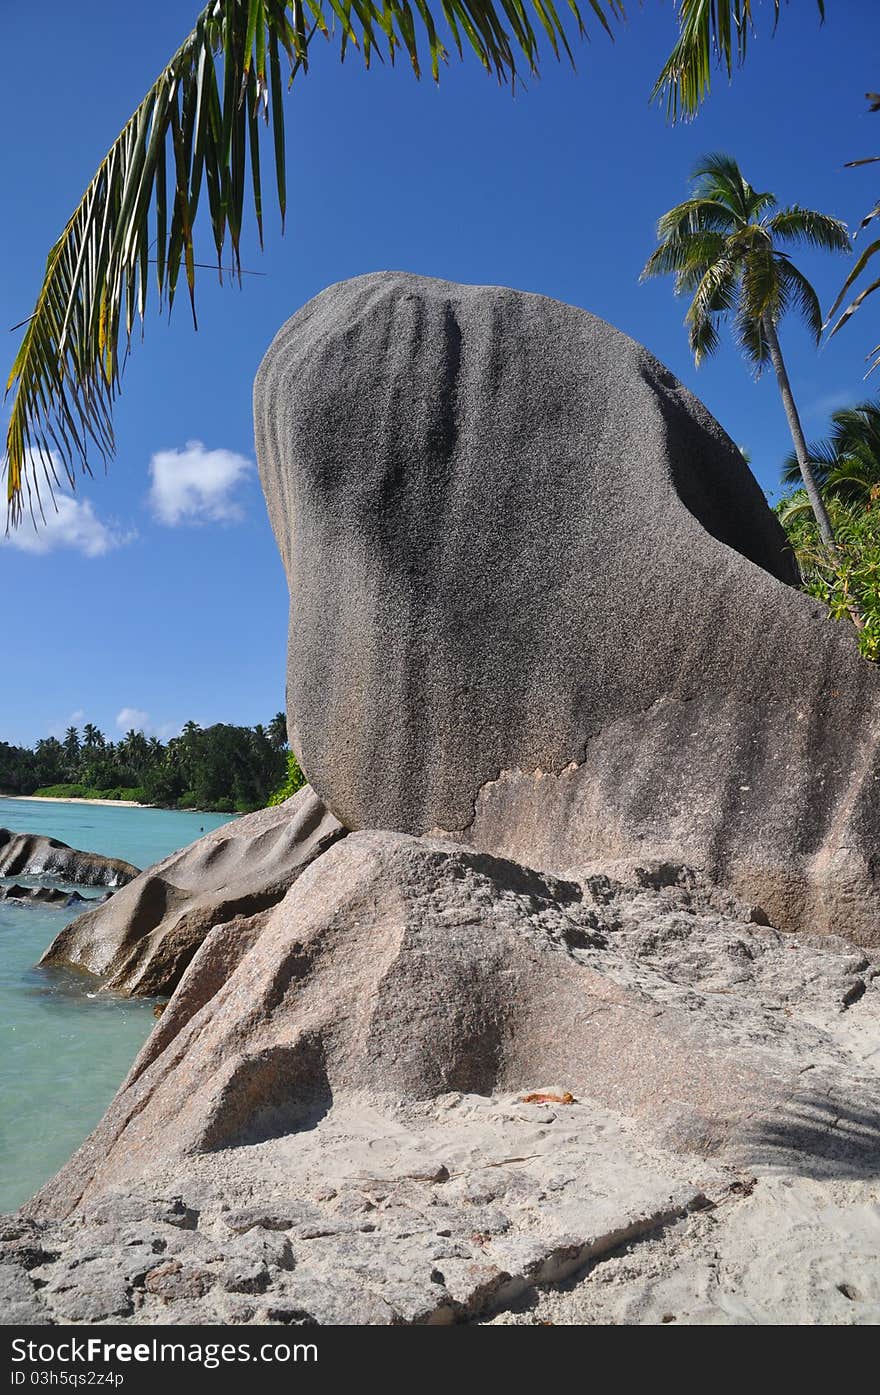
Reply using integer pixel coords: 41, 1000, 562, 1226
0, 715, 292, 813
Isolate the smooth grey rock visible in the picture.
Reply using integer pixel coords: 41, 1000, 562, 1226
255, 271, 880, 945
39, 786, 345, 996
0, 883, 94, 907
0, 828, 138, 887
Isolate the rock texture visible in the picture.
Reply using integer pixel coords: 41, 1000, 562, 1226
255, 271, 880, 945
2, 1106, 721, 1326
15, 832, 879, 1325
38, 787, 345, 998
0, 828, 138, 888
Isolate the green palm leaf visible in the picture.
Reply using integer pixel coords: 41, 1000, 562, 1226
651, 0, 826, 122
0, 0, 831, 523
827, 94, 880, 374
3, 0, 613, 525
768, 205, 851, 254
775, 257, 824, 342
781, 440, 837, 490
654, 197, 736, 241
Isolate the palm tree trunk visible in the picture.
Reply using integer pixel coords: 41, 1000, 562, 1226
762, 313, 835, 546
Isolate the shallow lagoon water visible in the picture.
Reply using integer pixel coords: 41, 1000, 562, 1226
0, 800, 235, 1212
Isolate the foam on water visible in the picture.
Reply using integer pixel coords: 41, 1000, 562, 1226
0, 799, 235, 1211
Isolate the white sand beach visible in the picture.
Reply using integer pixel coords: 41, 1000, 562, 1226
0, 794, 149, 809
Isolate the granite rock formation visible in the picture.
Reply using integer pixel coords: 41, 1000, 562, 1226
28, 833, 880, 1218
39, 788, 344, 997
13, 833, 880, 1325
0, 829, 138, 888
255, 271, 880, 945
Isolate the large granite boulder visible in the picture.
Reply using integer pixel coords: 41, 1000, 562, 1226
0, 828, 138, 887
255, 271, 880, 945
39, 788, 344, 997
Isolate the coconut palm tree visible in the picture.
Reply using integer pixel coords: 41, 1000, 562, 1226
3, 1, 827, 526
641, 152, 850, 546
267, 711, 288, 751
780, 399, 880, 516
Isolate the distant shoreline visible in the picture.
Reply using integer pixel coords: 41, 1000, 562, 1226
0, 793, 148, 809
0, 794, 239, 816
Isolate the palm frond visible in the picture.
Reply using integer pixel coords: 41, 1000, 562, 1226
732, 302, 768, 369
688, 313, 721, 363
829, 400, 880, 459
5, 0, 620, 526
687, 152, 777, 225
854, 199, 880, 233
653, 196, 735, 242
776, 257, 824, 342
780, 440, 836, 490
651, 1, 825, 123
684, 254, 738, 364
778, 490, 819, 526
639, 229, 727, 281
738, 244, 780, 327
827, 239, 880, 336
689, 151, 750, 212
826, 92, 880, 374
768, 205, 851, 254
781, 402, 880, 502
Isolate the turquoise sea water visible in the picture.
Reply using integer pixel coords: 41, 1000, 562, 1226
0, 799, 235, 1212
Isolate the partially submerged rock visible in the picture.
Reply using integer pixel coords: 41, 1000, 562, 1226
38, 787, 345, 997
255, 271, 880, 944
0, 828, 138, 888
0, 883, 94, 908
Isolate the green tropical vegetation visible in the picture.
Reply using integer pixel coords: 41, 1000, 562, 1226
0, 712, 290, 813
641, 152, 850, 545
777, 492, 880, 662
774, 397, 880, 661
4, 0, 827, 525
267, 749, 307, 805
780, 400, 880, 510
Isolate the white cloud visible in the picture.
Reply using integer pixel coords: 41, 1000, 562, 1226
114, 709, 181, 741
48, 709, 86, 739
148, 440, 253, 526
114, 708, 181, 742
2, 490, 135, 558
116, 708, 151, 733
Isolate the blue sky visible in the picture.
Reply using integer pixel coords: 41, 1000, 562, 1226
1, 1, 876, 747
